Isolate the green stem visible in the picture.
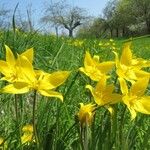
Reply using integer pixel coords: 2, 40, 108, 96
119, 106, 126, 149
80, 126, 85, 150
84, 121, 89, 150
32, 90, 39, 148
14, 94, 19, 120
14, 94, 22, 149
80, 123, 89, 150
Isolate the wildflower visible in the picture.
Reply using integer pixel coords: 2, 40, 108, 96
72, 39, 84, 47
119, 77, 150, 120
0, 137, 4, 145
98, 42, 103, 46
0, 45, 33, 82
2, 56, 70, 101
77, 103, 96, 126
113, 42, 150, 84
79, 51, 114, 81
0, 137, 7, 149
109, 39, 114, 42
21, 124, 34, 145
86, 76, 121, 106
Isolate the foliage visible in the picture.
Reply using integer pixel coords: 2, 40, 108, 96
0, 30, 150, 150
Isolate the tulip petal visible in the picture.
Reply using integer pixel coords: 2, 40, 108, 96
97, 61, 114, 74
18, 56, 36, 82
95, 76, 106, 92
20, 48, 34, 63
2, 83, 29, 94
5, 45, 16, 67
118, 77, 128, 95
130, 78, 149, 96
47, 71, 70, 89
84, 51, 94, 67
0, 60, 11, 76
120, 42, 132, 66
134, 97, 150, 114
38, 89, 63, 101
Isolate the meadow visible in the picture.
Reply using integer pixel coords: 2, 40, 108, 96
0, 30, 150, 150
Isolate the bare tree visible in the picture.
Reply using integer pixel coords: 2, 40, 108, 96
41, 0, 88, 37
0, 7, 10, 29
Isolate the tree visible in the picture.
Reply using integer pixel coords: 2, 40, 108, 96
130, 0, 150, 34
41, 0, 88, 37
0, 7, 10, 29
103, 0, 118, 37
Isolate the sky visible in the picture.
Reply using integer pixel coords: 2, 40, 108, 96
0, 0, 108, 32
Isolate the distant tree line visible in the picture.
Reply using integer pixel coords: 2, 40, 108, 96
0, 0, 149, 38
77, 0, 150, 38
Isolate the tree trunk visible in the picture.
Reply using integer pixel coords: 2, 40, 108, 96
69, 29, 73, 37
116, 28, 119, 37
55, 26, 58, 38
145, 19, 150, 34
110, 29, 113, 38
122, 26, 125, 37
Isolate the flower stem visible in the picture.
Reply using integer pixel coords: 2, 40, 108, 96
80, 123, 89, 150
14, 94, 19, 120
32, 90, 39, 148
14, 94, 22, 149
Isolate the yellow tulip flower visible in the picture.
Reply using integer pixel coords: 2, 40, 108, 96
114, 42, 150, 84
21, 124, 34, 145
77, 103, 96, 126
0, 45, 33, 82
86, 76, 121, 106
79, 51, 114, 81
2, 56, 70, 101
119, 77, 150, 120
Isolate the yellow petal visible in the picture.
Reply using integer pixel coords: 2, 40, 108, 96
84, 51, 94, 67
20, 48, 34, 63
118, 77, 128, 95
47, 71, 70, 89
21, 133, 33, 144
38, 90, 63, 101
113, 51, 120, 68
104, 93, 122, 105
135, 70, 150, 78
134, 97, 150, 114
18, 56, 36, 82
5, 45, 16, 67
79, 67, 86, 74
130, 78, 149, 96
85, 85, 94, 95
106, 106, 114, 115
103, 84, 114, 95
95, 76, 107, 93
0, 60, 11, 76
126, 69, 137, 81
97, 61, 114, 74
129, 107, 137, 120
120, 42, 132, 66
2, 83, 29, 94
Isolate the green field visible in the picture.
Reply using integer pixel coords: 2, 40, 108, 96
0, 30, 150, 150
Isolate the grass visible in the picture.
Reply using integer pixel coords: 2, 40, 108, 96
0, 30, 150, 150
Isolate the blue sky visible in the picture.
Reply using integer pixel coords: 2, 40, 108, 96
0, 0, 108, 31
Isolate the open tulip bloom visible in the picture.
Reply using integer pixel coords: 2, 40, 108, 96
86, 76, 122, 106
0, 45, 33, 83
79, 51, 114, 81
119, 77, 150, 120
1, 55, 70, 101
113, 42, 150, 84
